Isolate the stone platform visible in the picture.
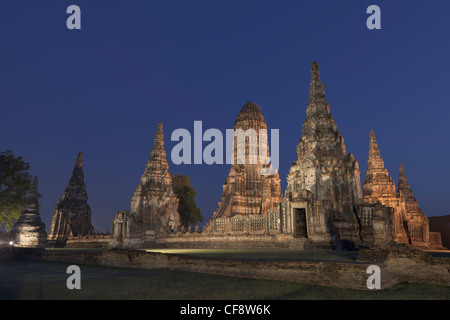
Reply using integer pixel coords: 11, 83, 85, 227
10, 245, 450, 290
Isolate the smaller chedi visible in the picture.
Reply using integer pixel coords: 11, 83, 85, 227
112, 123, 181, 244
362, 130, 409, 244
397, 163, 430, 247
10, 176, 47, 248
361, 131, 444, 250
48, 152, 94, 241
397, 163, 444, 249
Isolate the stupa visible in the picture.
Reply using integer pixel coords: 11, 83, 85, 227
48, 152, 94, 240
10, 177, 47, 247
112, 123, 181, 243
362, 131, 409, 244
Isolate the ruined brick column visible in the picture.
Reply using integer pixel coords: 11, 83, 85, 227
11, 177, 47, 247
48, 152, 94, 240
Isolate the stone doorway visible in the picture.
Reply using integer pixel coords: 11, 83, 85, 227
294, 208, 308, 238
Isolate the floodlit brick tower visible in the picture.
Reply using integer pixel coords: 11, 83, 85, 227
210, 101, 282, 220
127, 123, 181, 240
362, 131, 409, 244
282, 61, 363, 249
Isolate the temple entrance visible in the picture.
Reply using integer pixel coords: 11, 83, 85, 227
293, 208, 307, 238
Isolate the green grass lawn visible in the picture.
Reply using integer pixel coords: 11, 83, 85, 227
0, 258, 449, 300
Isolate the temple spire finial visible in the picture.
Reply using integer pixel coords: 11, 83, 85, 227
24, 175, 40, 212
399, 163, 406, 177
75, 152, 83, 168
369, 130, 381, 160
157, 122, 163, 135
31, 176, 38, 196
398, 163, 410, 192
152, 122, 166, 154
311, 61, 319, 75
127, 120, 181, 237
308, 61, 327, 106
48, 152, 93, 240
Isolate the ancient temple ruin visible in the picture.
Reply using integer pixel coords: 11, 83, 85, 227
280, 61, 363, 249
361, 132, 444, 249
197, 62, 444, 251
112, 123, 181, 243
204, 101, 283, 235
10, 177, 47, 248
397, 163, 444, 249
362, 131, 409, 245
104, 61, 444, 252
48, 152, 95, 242
397, 163, 430, 247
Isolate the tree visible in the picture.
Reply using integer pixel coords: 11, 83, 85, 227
0, 150, 33, 231
172, 174, 203, 229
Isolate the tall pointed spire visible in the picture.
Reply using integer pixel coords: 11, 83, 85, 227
363, 131, 409, 244
308, 61, 327, 106
397, 164, 421, 213
149, 122, 167, 165
141, 122, 171, 185
302, 61, 341, 147
75, 152, 83, 168
23, 176, 39, 213
398, 163, 410, 192
363, 130, 395, 202
129, 122, 181, 234
282, 62, 363, 249
154, 122, 164, 149
48, 153, 94, 240
62, 152, 88, 202
367, 130, 385, 171
294, 61, 360, 201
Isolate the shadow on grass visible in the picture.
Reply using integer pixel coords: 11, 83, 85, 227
0, 259, 449, 300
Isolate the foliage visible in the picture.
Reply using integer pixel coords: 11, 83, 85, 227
0, 150, 33, 231
172, 174, 203, 229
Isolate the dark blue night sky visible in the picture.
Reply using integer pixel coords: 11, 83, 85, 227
1, 1, 449, 232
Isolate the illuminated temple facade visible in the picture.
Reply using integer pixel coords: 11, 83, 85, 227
13, 62, 443, 251
204, 101, 283, 235
203, 62, 444, 250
